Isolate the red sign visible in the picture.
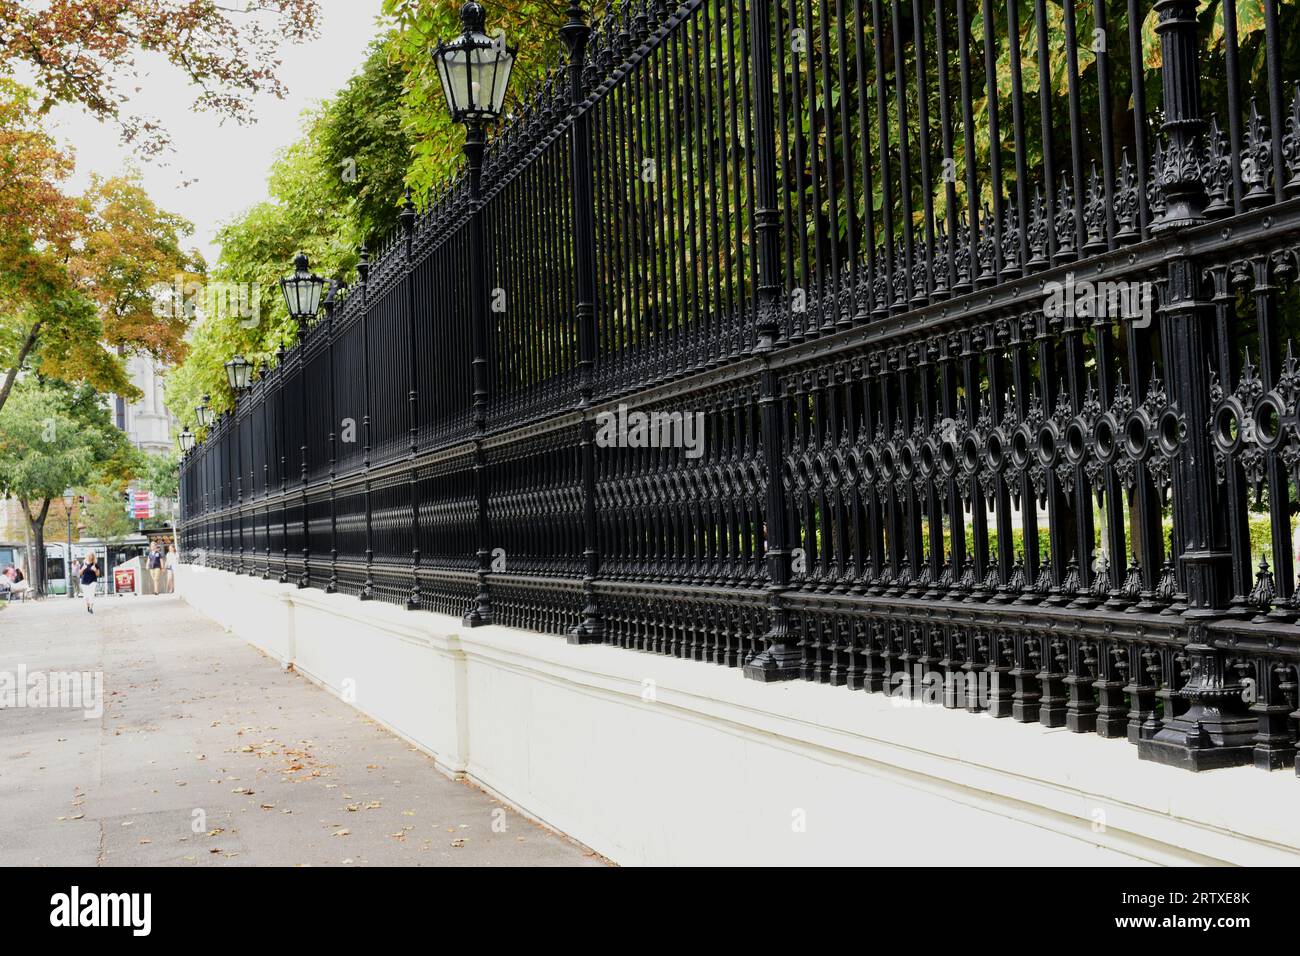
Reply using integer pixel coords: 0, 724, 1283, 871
114, 567, 135, 592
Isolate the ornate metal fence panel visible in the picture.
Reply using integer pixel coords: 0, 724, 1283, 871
180, 0, 1300, 775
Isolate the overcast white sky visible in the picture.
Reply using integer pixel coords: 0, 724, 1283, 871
42, 0, 386, 269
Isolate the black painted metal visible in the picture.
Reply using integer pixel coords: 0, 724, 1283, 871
179, 0, 1300, 775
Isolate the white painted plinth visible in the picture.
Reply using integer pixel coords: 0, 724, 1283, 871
177, 566, 1300, 866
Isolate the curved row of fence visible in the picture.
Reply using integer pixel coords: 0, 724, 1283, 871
182, 0, 1300, 775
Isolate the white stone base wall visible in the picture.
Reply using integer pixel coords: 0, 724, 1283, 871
177, 566, 1300, 866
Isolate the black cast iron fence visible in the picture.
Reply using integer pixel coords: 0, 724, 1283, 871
181, 0, 1300, 775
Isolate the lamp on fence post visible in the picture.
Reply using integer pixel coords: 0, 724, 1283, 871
281, 252, 325, 336
280, 253, 325, 590
195, 395, 213, 431
225, 355, 253, 575
434, 0, 515, 628
62, 488, 74, 600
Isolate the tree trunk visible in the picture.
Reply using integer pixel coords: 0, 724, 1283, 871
22, 497, 51, 597
0, 318, 43, 416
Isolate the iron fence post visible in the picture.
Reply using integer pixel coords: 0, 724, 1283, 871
402, 191, 422, 610
326, 283, 339, 594
1139, 0, 1253, 770
359, 244, 375, 600
745, 0, 798, 681
298, 317, 311, 589
1151, 0, 1208, 231
278, 345, 289, 584
463, 123, 494, 627
562, 3, 602, 645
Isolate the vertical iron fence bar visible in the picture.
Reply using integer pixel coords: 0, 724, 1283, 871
1127, 0, 1152, 234
912, 0, 935, 300
1207, 265, 1252, 613
837, 0, 859, 323
872, 0, 896, 310
1223, 0, 1245, 214
1005, 0, 1029, 271
955, 0, 979, 290
855, 0, 877, 320
1093, 0, 1117, 248
1061, 0, 1086, 253
1264, 0, 1286, 204
891, 0, 917, 304
979, 0, 1002, 283
1033, 0, 1058, 259
933, 0, 958, 292
820, 0, 844, 329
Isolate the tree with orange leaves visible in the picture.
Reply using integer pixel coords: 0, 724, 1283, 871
0, 81, 205, 416
0, 0, 321, 155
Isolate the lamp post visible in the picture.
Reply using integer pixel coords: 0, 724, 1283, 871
280, 253, 326, 589
280, 252, 326, 334
434, 0, 515, 627
195, 394, 213, 431
62, 488, 74, 600
225, 355, 253, 574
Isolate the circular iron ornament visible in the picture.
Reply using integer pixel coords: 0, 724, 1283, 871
1123, 406, 1157, 461
1010, 424, 1033, 471
782, 455, 797, 491
1064, 417, 1090, 466
844, 446, 861, 484
861, 445, 880, 484
1092, 412, 1121, 465
880, 442, 897, 482
810, 454, 827, 490
1211, 397, 1247, 457
899, 439, 917, 482
984, 426, 1008, 474
829, 448, 846, 488
939, 436, 959, 477
960, 433, 981, 475
1035, 418, 1061, 469
919, 437, 939, 479
1251, 390, 1288, 451
1157, 407, 1186, 457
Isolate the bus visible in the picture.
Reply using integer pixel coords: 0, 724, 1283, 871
0, 535, 153, 597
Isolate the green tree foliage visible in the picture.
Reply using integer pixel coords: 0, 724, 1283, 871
80, 483, 138, 549
138, 450, 180, 505
167, 5, 570, 424
0, 379, 136, 594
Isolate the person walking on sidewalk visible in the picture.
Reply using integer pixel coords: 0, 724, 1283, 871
81, 553, 100, 614
146, 541, 163, 596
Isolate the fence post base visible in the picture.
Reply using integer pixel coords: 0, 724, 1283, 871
1137, 638, 1255, 771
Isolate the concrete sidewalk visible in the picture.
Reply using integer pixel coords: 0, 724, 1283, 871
0, 594, 605, 866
